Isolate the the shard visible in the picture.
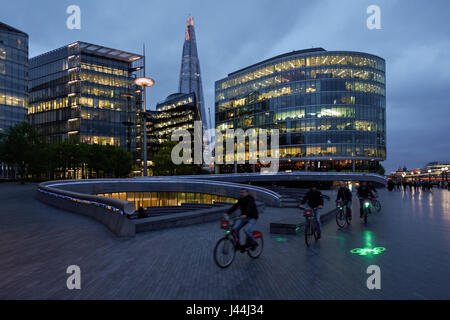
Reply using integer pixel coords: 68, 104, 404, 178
179, 16, 207, 130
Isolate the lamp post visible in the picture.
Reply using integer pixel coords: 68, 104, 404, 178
428, 169, 432, 185
443, 167, 449, 187
134, 77, 155, 177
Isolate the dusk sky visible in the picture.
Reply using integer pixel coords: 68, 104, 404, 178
1, 0, 449, 173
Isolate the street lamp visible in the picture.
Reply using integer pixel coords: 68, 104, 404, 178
134, 77, 155, 177
428, 169, 432, 184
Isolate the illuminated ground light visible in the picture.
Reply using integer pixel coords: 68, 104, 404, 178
276, 237, 288, 242
350, 247, 386, 256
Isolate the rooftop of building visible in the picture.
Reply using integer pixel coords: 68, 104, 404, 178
30, 41, 143, 63
156, 92, 195, 106
224, 48, 385, 79
0, 21, 28, 37
228, 48, 326, 76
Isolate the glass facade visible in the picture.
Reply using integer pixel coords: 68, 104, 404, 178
147, 92, 200, 161
28, 42, 144, 166
0, 22, 28, 178
215, 48, 386, 173
179, 16, 207, 129
97, 191, 236, 210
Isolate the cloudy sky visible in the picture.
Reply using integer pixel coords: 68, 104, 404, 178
2, 0, 449, 173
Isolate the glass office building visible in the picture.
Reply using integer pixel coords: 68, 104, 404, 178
0, 22, 29, 178
179, 16, 207, 130
215, 48, 386, 173
28, 41, 144, 174
146, 92, 199, 162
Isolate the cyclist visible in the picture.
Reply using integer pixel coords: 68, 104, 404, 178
357, 182, 375, 218
368, 182, 378, 197
336, 182, 352, 220
299, 185, 324, 239
225, 188, 259, 251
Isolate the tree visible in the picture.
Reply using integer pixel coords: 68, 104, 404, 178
83, 144, 133, 178
0, 122, 46, 182
376, 164, 386, 176
152, 140, 193, 176
111, 147, 133, 177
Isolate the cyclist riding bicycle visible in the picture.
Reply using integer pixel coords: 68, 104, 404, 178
368, 182, 378, 198
224, 188, 259, 252
336, 182, 352, 220
357, 182, 375, 218
299, 185, 324, 239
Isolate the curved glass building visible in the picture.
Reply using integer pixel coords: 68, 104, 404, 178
215, 48, 386, 173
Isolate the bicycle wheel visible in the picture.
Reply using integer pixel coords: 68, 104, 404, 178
304, 220, 313, 247
346, 210, 352, 225
247, 234, 264, 259
336, 209, 346, 228
373, 200, 381, 212
213, 237, 236, 268
313, 221, 320, 240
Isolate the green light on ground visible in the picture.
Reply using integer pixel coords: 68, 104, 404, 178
276, 237, 287, 242
350, 247, 386, 256
363, 230, 373, 248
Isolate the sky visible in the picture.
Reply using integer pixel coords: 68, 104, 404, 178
1, 0, 449, 173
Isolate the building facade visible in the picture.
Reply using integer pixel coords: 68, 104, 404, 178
28, 42, 144, 174
178, 16, 207, 130
215, 48, 386, 173
0, 22, 29, 178
147, 92, 199, 162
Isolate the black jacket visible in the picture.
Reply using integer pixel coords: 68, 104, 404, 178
336, 187, 352, 202
301, 190, 324, 208
227, 195, 259, 219
357, 186, 374, 199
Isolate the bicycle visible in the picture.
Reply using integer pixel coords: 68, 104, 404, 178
370, 195, 381, 212
213, 216, 264, 269
336, 200, 351, 228
360, 199, 372, 224
300, 207, 320, 247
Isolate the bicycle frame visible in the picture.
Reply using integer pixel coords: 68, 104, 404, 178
220, 217, 262, 249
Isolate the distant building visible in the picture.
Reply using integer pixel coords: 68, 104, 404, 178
215, 48, 386, 173
0, 22, 29, 178
146, 92, 200, 163
178, 16, 207, 130
28, 41, 145, 175
389, 161, 450, 183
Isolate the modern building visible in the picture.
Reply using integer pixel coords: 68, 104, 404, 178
0, 22, 29, 178
178, 16, 207, 130
28, 41, 145, 176
146, 92, 200, 162
215, 48, 386, 173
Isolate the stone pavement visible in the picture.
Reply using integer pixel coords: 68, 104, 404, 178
0, 183, 449, 299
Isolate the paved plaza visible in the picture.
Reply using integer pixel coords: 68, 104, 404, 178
0, 183, 449, 299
